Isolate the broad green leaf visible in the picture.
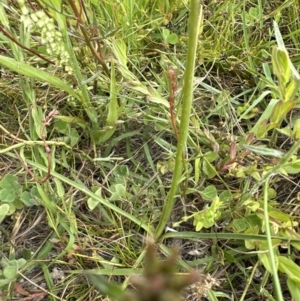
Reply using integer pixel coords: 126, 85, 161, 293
251, 99, 279, 135
0, 204, 9, 223
54, 119, 69, 133
69, 128, 80, 147
195, 220, 204, 231
202, 158, 217, 179
0, 56, 80, 100
244, 199, 260, 212
110, 184, 126, 201
96, 127, 116, 145
87, 198, 99, 211
293, 119, 300, 140
205, 152, 219, 162
285, 77, 300, 102
20, 191, 39, 207
193, 197, 222, 231
3, 265, 17, 279
272, 46, 290, 84
287, 278, 300, 300
268, 210, 292, 223
0, 174, 22, 202
0, 174, 22, 191
86, 273, 128, 299
278, 256, 300, 282
270, 100, 283, 124
244, 226, 259, 249
88, 188, 104, 211
167, 33, 179, 45
250, 171, 261, 181
17, 258, 27, 268
200, 185, 217, 201
231, 219, 247, 232
256, 119, 268, 138
13, 199, 24, 210
162, 28, 170, 41
146, 94, 169, 107
0, 279, 10, 287
0, 189, 16, 203
273, 21, 300, 80
271, 100, 294, 124
258, 252, 278, 274
283, 160, 300, 174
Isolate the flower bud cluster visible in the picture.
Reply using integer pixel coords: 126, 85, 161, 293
18, 0, 73, 74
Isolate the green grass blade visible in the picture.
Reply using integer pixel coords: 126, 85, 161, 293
0, 55, 79, 100
24, 158, 154, 235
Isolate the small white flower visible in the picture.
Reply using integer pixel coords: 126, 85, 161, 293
21, 6, 29, 16
36, 10, 46, 19
22, 17, 33, 28
36, 19, 46, 28
18, 0, 25, 7
46, 22, 55, 31
31, 13, 38, 22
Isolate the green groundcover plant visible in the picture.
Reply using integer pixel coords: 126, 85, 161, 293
0, 0, 300, 300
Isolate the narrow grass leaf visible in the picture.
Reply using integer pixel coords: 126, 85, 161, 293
107, 60, 118, 126
0, 3, 9, 27
242, 144, 285, 158
0, 56, 79, 100
112, 39, 127, 66
85, 273, 127, 299
25, 159, 152, 234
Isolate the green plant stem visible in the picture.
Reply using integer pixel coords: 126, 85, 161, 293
263, 177, 284, 301
239, 261, 259, 301
155, 0, 203, 240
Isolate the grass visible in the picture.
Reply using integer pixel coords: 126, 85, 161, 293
1, 0, 300, 300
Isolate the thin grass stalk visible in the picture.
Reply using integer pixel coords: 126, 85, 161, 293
263, 178, 284, 301
155, 0, 203, 240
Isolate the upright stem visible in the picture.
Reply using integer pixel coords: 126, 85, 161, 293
263, 178, 284, 301
155, 1, 203, 240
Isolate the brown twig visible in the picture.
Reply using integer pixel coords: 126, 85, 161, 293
30, 0, 53, 19
67, 0, 110, 76
0, 26, 55, 65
